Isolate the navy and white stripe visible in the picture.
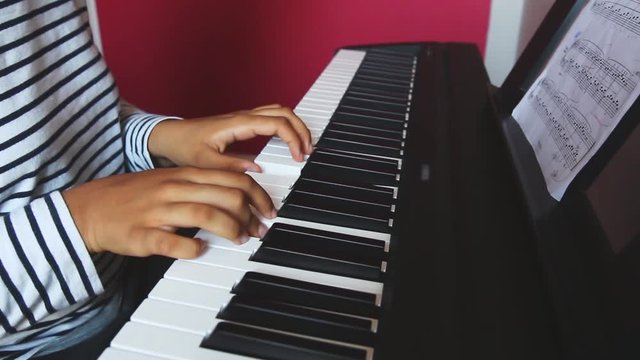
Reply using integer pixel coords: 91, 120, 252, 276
0, 0, 174, 356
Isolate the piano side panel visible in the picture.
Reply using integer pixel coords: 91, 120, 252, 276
377, 43, 559, 359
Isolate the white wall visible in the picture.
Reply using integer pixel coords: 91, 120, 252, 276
86, 0, 102, 52
484, 0, 555, 86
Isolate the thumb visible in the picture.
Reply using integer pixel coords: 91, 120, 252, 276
207, 152, 262, 173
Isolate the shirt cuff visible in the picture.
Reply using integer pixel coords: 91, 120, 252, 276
123, 115, 180, 172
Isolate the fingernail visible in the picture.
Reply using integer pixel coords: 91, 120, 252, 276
198, 239, 208, 255
238, 234, 250, 244
245, 163, 261, 173
270, 209, 278, 219
258, 224, 269, 238
306, 142, 313, 154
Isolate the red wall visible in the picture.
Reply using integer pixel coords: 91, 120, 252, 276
98, 0, 491, 153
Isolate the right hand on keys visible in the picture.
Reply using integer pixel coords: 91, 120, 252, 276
147, 104, 313, 172
62, 167, 276, 259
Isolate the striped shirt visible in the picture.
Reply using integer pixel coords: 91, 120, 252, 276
0, 0, 172, 356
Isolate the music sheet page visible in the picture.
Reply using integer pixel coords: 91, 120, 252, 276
512, 0, 640, 200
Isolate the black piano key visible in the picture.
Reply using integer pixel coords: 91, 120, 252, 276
232, 272, 379, 318
201, 322, 367, 360
332, 111, 406, 132
357, 64, 413, 80
348, 83, 409, 97
347, 81, 409, 96
356, 68, 412, 83
361, 59, 413, 72
325, 122, 405, 142
293, 178, 395, 207
300, 162, 398, 188
365, 53, 415, 65
321, 126, 405, 145
252, 244, 384, 282
345, 88, 409, 103
217, 296, 377, 346
268, 223, 387, 258
341, 96, 409, 113
279, 191, 391, 233
337, 104, 406, 121
255, 223, 386, 281
367, 46, 418, 57
284, 189, 391, 219
317, 129, 403, 158
303, 149, 400, 186
350, 79, 410, 95
354, 73, 412, 88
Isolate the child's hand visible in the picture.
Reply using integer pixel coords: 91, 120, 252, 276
62, 167, 275, 258
148, 104, 313, 172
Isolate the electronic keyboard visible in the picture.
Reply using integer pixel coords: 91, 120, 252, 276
100, 46, 420, 360
100, 2, 640, 358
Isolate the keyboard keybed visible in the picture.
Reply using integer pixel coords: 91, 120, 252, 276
101, 47, 418, 360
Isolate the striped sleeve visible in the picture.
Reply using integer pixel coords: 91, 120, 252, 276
119, 101, 180, 172
0, 191, 102, 337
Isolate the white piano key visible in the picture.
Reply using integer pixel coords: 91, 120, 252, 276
254, 153, 305, 175
295, 108, 336, 118
262, 217, 390, 243
194, 211, 391, 247
271, 196, 284, 209
264, 137, 291, 148
131, 299, 375, 359
260, 144, 302, 157
295, 114, 332, 125
303, 85, 347, 95
302, 90, 349, 102
320, 70, 359, 77
296, 97, 341, 106
165, 261, 240, 290
149, 278, 234, 311
205, 236, 262, 253
330, 59, 364, 66
323, 69, 360, 77
260, 184, 290, 198
301, 122, 326, 132
301, 89, 345, 100
313, 86, 349, 95
315, 81, 351, 90
315, 79, 351, 89
299, 114, 333, 126
131, 298, 216, 335
184, 246, 383, 295
302, 118, 331, 129
246, 171, 296, 187
318, 72, 355, 80
111, 322, 250, 360
99, 348, 164, 360
310, 131, 325, 143
326, 65, 362, 73
297, 98, 342, 108
325, 61, 361, 69
310, 82, 350, 91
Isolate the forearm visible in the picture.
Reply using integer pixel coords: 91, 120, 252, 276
0, 192, 103, 337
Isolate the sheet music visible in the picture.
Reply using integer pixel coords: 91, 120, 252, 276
512, 0, 640, 200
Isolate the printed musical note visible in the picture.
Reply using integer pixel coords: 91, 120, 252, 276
592, 1, 640, 35
530, 79, 596, 173
512, 0, 640, 200
560, 39, 636, 119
